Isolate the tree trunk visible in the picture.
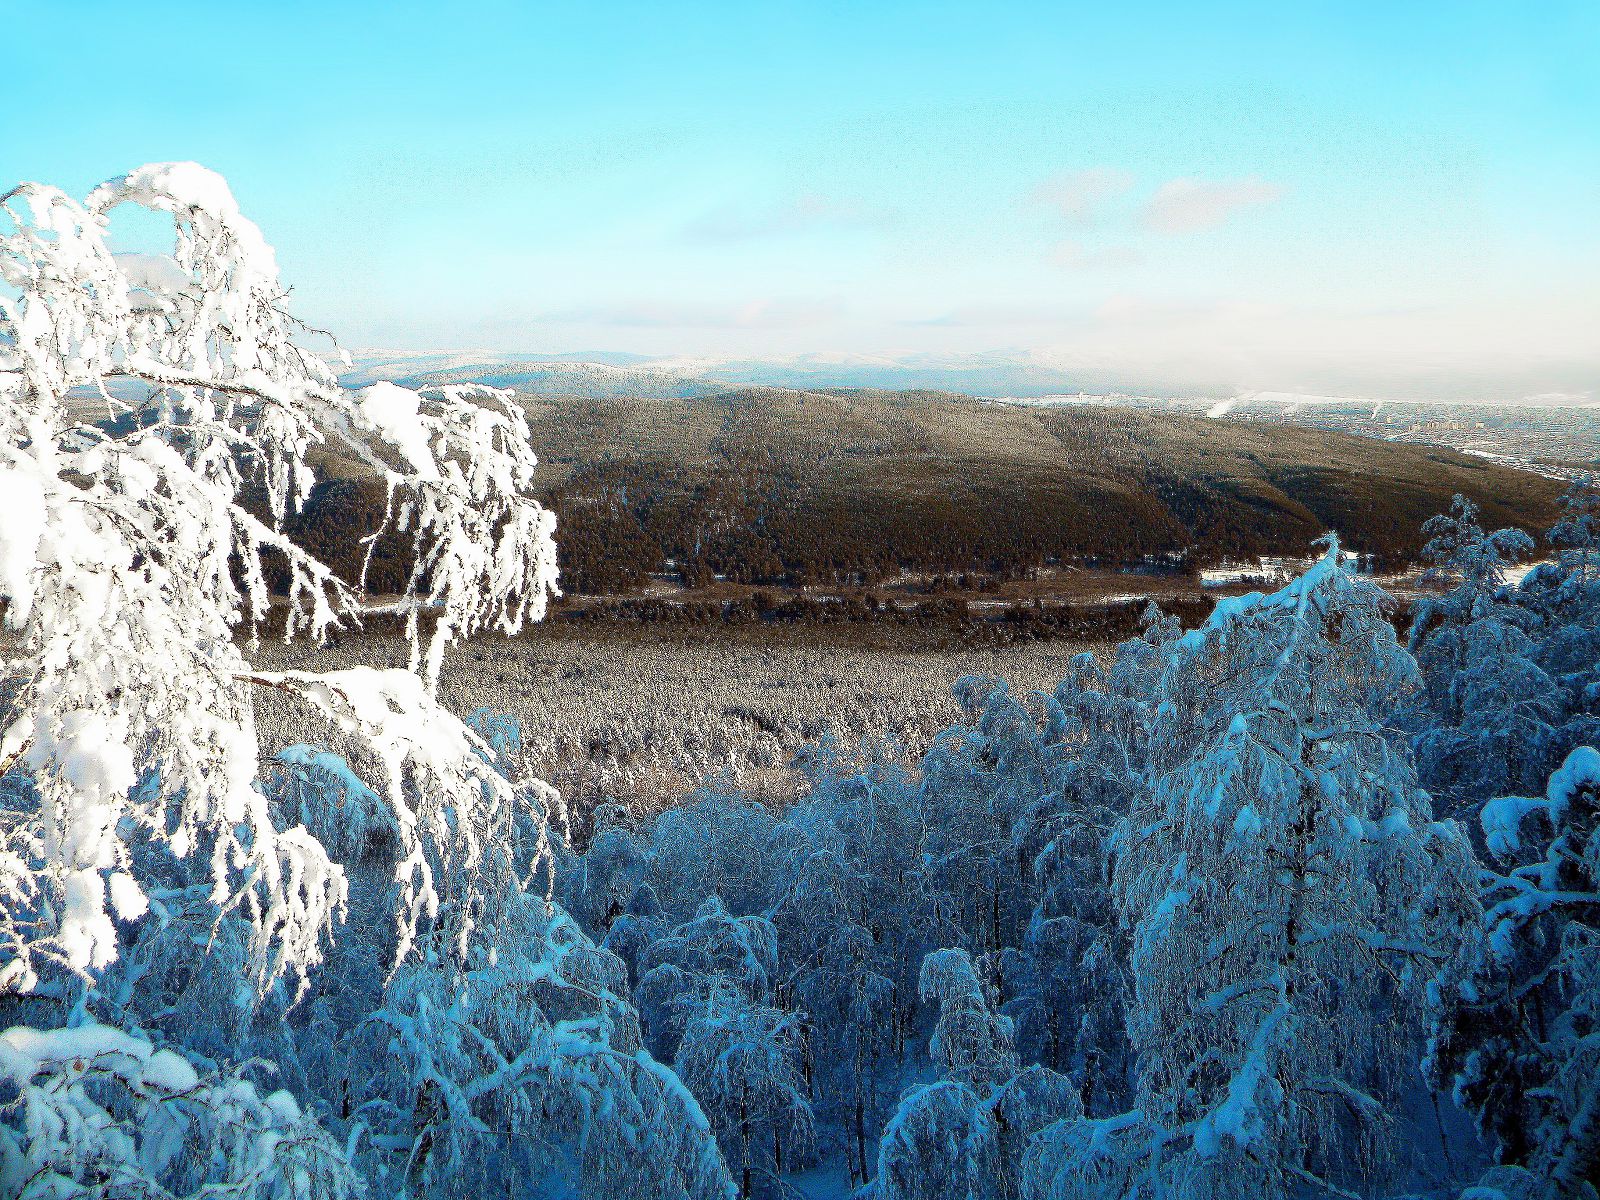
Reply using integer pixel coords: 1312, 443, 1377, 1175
856, 1092, 869, 1183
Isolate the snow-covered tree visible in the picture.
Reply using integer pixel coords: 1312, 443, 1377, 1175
874, 1080, 1001, 1200
0, 1022, 357, 1199
1410, 495, 1535, 639
565, 818, 651, 933
1508, 476, 1600, 773
0, 164, 735, 1198
642, 791, 796, 926
917, 677, 1051, 956
879, 955, 1004, 1199
794, 919, 900, 1186
1075, 541, 1481, 1197
775, 746, 928, 1187
1408, 495, 1556, 818
602, 879, 669, 987
1007, 619, 1175, 1108
674, 980, 814, 1199
986, 1065, 1085, 1200
0, 161, 557, 989
347, 893, 732, 1200
1549, 475, 1600, 587
919, 948, 1018, 1094
1439, 746, 1600, 1198
877, 949, 1077, 1200
643, 896, 782, 1004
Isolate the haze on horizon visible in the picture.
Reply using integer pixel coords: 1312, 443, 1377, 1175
10, 1, 1598, 402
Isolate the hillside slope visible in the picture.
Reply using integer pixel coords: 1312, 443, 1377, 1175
291, 388, 1563, 595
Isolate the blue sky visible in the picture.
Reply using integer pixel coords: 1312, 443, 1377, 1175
7, 1, 1598, 396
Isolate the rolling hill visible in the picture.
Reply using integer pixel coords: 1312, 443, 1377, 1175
286, 386, 1565, 600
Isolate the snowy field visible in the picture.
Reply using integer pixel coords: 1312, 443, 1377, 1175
251, 628, 1107, 824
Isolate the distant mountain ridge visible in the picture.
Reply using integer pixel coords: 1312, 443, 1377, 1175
344, 350, 1598, 408
341, 353, 720, 400
343, 350, 1190, 402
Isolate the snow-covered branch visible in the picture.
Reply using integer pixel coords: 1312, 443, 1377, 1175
0, 162, 559, 994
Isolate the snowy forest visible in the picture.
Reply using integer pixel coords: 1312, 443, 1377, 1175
1, 165, 1596, 1200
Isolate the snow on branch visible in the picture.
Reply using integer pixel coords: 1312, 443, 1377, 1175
245, 666, 559, 966
0, 1021, 359, 1198
0, 162, 559, 994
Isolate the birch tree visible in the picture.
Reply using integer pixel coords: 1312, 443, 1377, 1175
1409, 495, 1555, 818
0, 163, 732, 1198
1037, 542, 1482, 1198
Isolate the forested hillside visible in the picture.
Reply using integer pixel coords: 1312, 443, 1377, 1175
282, 387, 1562, 597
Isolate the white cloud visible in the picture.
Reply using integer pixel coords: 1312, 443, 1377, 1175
1027, 167, 1135, 225
1140, 176, 1285, 233
683, 194, 896, 242
1051, 240, 1143, 271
